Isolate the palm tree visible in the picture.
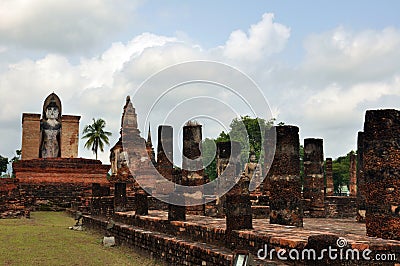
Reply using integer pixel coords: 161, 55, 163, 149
82, 118, 112, 160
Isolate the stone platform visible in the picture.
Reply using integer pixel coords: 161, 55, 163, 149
83, 210, 400, 265
13, 158, 110, 210
13, 158, 110, 184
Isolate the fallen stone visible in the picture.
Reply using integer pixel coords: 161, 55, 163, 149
103, 236, 116, 247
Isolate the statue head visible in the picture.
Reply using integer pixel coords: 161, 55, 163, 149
45, 101, 59, 120
249, 152, 256, 163
42, 93, 62, 120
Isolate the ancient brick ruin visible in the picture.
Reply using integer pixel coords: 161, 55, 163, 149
70, 105, 400, 265
267, 125, 303, 227
0, 178, 28, 218
349, 152, 357, 196
325, 158, 334, 196
3, 92, 400, 264
363, 109, 400, 240
21, 93, 80, 160
356, 131, 366, 223
153, 125, 185, 221
303, 138, 325, 218
11, 93, 110, 212
182, 123, 205, 215
215, 141, 241, 217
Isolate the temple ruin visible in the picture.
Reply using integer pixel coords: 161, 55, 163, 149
2, 93, 399, 264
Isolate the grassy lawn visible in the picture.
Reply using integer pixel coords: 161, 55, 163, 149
0, 212, 160, 266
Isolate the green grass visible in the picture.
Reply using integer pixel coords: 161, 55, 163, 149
0, 212, 160, 266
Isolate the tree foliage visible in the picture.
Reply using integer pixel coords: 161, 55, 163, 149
202, 138, 217, 180
332, 151, 354, 194
8, 149, 22, 177
203, 116, 275, 180
299, 145, 304, 181
215, 116, 274, 163
9, 149, 21, 164
82, 118, 112, 160
0, 155, 8, 175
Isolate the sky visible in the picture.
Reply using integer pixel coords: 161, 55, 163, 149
1, 1, 400, 168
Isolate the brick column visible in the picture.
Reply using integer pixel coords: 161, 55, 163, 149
363, 109, 400, 240
217, 142, 239, 178
169, 168, 186, 221
268, 126, 303, 227
349, 153, 357, 196
114, 182, 127, 212
135, 190, 148, 215
303, 138, 326, 218
215, 141, 241, 217
356, 131, 366, 222
21, 113, 41, 160
182, 124, 204, 215
325, 158, 334, 196
61, 115, 80, 158
153, 125, 184, 221
157, 125, 173, 182
225, 185, 252, 232
223, 141, 252, 232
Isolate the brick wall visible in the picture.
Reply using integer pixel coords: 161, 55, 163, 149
83, 212, 400, 265
0, 178, 29, 218
61, 115, 80, 158
21, 113, 80, 160
83, 215, 232, 266
20, 183, 93, 211
21, 113, 41, 160
325, 196, 357, 218
13, 158, 110, 210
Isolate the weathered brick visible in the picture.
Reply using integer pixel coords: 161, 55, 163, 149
303, 138, 326, 218
363, 109, 400, 240
266, 125, 303, 227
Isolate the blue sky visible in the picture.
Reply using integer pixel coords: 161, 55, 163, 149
137, 1, 400, 58
1, 1, 400, 166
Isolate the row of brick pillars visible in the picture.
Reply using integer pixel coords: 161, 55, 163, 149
106, 109, 399, 241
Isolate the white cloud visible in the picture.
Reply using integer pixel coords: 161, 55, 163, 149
0, 0, 139, 53
304, 80, 400, 122
303, 27, 400, 83
0, 32, 182, 163
79, 33, 179, 88
2, 11, 400, 164
222, 13, 290, 61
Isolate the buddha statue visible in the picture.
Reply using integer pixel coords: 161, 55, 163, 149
39, 94, 61, 158
240, 152, 261, 195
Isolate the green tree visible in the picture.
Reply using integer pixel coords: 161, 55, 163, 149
202, 138, 217, 181
299, 145, 304, 182
221, 116, 274, 165
202, 116, 275, 180
9, 150, 21, 177
82, 118, 112, 160
9, 149, 21, 164
0, 155, 8, 175
332, 151, 354, 194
